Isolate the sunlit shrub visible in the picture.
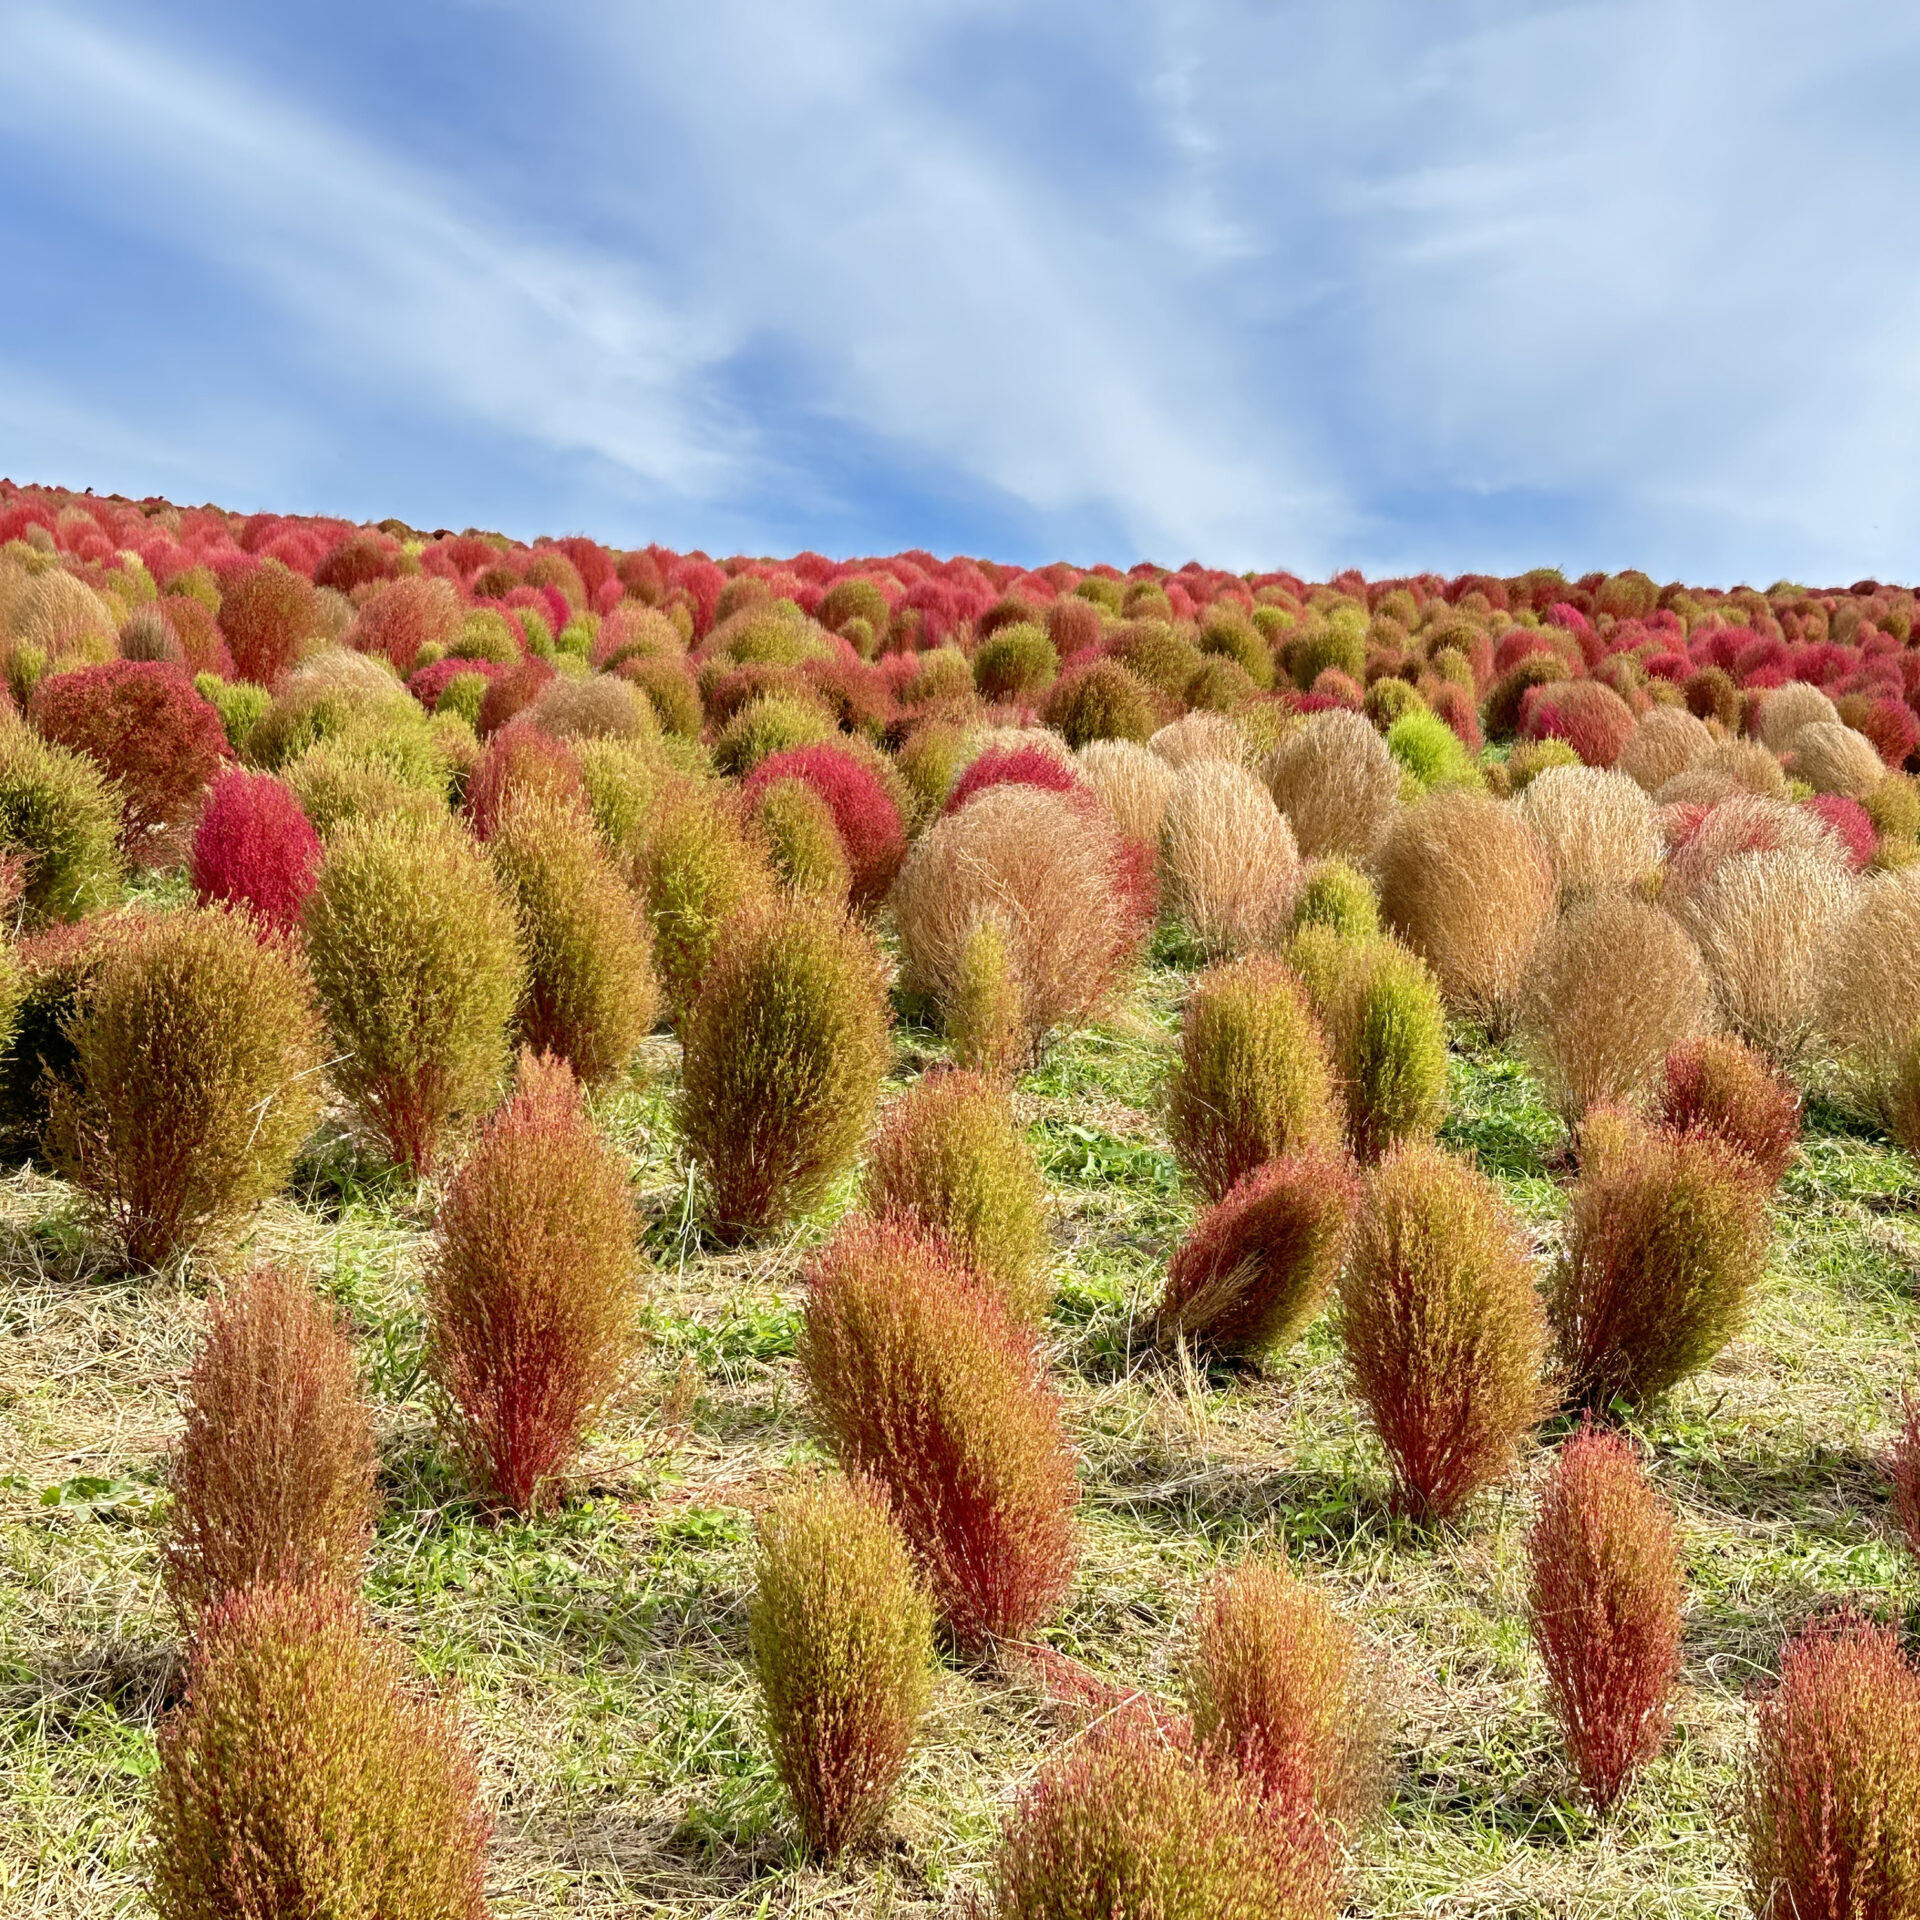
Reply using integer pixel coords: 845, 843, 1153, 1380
1076, 737, 1177, 845
1654, 1034, 1800, 1188
530, 670, 655, 744
1615, 705, 1714, 792
1527, 1423, 1682, 1809
0, 718, 124, 926
1264, 710, 1399, 863
1519, 895, 1711, 1124
752, 774, 851, 902
1377, 791, 1554, 1037
428, 1052, 641, 1514
162, 1264, 377, 1620
1791, 721, 1885, 800
1159, 759, 1301, 956
1388, 707, 1481, 793
1551, 1107, 1769, 1411
641, 776, 775, 1017
677, 900, 889, 1241
750, 1473, 934, 1857
244, 649, 423, 771
1816, 865, 1920, 1148
1743, 1614, 1920, 1920
190, 769, 323, 933
1041, 659, 1158, 747
151, 1583, 490, 1920
1168, 955, 1342, 1202
714, 690, 837, 776
740, 741, 907, 912
945, 742, 1080, 816
863, 1067, 1049, 1326
346, 574, 463, 674
303, 812, 525, 1174
1514, 765, 1660, 903
1756, 680, 1841, 754
1147, 1149, 1358, 1362
1518, 679, 1639, 769
1303, 933, 1449, 1161
216, 558, 318, 685
1150, 710, 1244, 770
974, 621, 1058, 701
1337, 1143, 1548, 1520
800, 1216, 1078, 1652
48, 909, 323, 1267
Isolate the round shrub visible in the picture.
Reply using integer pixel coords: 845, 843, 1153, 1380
750, 1473, 935, 1858
715, 691, 837, 775
245, 650, 423, 771
48, 908, 324, 1267
464, 717, 584, 841
28, 660, 228, 851
162, 1263, 378, 1622
739, 741, 907, 912
1388, 706, 1482, 793
195, 672, 271, 756
1290, 858, 1379, 940
1551, 1107, 1770, 1411
1199, 609, 1276, 690
1518, 895, 1711, 1125
1503, 737, 1582, 793
216, 558, 318, 685
150, 1584, 490, 1920
1816, 865, 1920, 1145
1514, 764, 1660, 902
641, 776, 776, 1017
1377, 791, 1555, 1038
1149, 710, 1244, 769
1041, 659, 1158, 747
1654, 1033, 1801, 1188
1518, 679, 1639, 768
1147, 1149, 1358, 1362
0, 718, 124, 926
974, 621, 1058, 701
1791, 721, 1885, 799
1306, 933, 1450, 1162
346, 574, 463, 674
1526, 1422, 1682, 1811
676, 899, 890, 1242
1168, 955, 1343, 1203
530, 671, 654, 745
799, 1216, 1079, 1653
1264, 709, 1400, 864
752, 775, 851, 902
617, 650, 704, 736
1075, 737, 1176, 846
1336, 1143, 1548, 1520
1757, 680, 1841, 754
1617, 705, 1714, 792
1108, 619, 1203, 698
1484, 653, 1569, 739
1159, 759, 1301, 957
190, 769, 323, 933
1185, 1555, 1385, 1831
428, 1053, 642, 1514
1187, 652, 1261, 713
862, 1067, 1049, 1326
303, 812, 526, 1175
283, 738, 448, 840
0, 914, 123, 1148
944, 743, 1080, 817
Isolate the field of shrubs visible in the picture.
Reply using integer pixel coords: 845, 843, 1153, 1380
4, 479, 1920, 1917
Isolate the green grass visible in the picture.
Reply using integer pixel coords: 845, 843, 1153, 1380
2, 973, 1917, 1917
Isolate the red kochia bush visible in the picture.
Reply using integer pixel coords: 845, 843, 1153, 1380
162, 1264, 378, 1621
1654, 1034, 1801, 1190
29, 660, 229, 847
190, 769, 323, 932
1526, 1424, 1683, 1810
739, 742, 907, 912
1147, 1151, 1360, 1363
1744, 1614, 1920, 1920
476, 653, 555, 736
798, 1216, 1078, 1653
942, 744, 1080, 815
1518, 679, 1639, 769
150, 1583, 491, 1920
427, 1053, 642, 1515
216, 557, 319, 686
463, 718, 583, 840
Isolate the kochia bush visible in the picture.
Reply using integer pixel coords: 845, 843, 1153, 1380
150, 1584, 490, 1920
1159, 759, 1302, 956
1654, 1034, 1801, 1189
739, 741, 907, 911
799, 1216, 1078, 1653
0, 718, 125, 926
676, 900, 890, 1242
750, 1474, 934, 1857
1526, 1423, 1683, 1809
162, 1263, 378, 1621
189, 769, 323, 933
428, 1053, 642, 1515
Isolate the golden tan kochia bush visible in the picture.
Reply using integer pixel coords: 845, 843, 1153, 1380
1661, 792, 1845, 912
1817, 865, 1920, 1150
48, 907, 324, 1267
1756, 680, 1840, 754
1149, 710, 1244, 769
488, 790, 657, 1086
1263, 708, 1400, 864
1159, 758, 1301, 957
1168, 955, 1343, 1202
1075, 737, 1176, 845
676, 899, 890, 1243
1185, 1555, 1387, 1833
1514, 764, 1661, 903
150, 1583, 491, 1920
892, 783, 1135, 1074
303, 811, 525, 1175
749, 1474, 934, 1858
1337, 1142, 1549, 1520
162, 1264, 378, 1623
862, 1067, 1050, 1326
1519, 894, 1711, 1124
1377, 790, 1555, 1038
1790, 721, 1885, 799
428, 1053, 642, 1515
1616, 705, 1714, 793
1683, 848, 1853, 1063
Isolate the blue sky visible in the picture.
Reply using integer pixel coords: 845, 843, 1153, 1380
3, 1, 1919, 582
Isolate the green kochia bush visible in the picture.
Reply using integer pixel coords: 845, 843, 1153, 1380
1290, 858, 1379, 941
1168, 956, 1343, 1202
150, 1583, 491, 1920
751, 775, 851, 902
49, 910, 324, 1268
303, 812, 526, 1176
0, 719, 124, 927
861, 1066, 1050, 1326
676, 900, 890, 1242
973, 621, 1058, 702
488, 791, 658, 1086
750, 1474, 935, 1857
1550, 1108, 1769, 1412
641, 776, 775, 1017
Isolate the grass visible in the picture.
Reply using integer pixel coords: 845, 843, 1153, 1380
3, 959, 1918, 1916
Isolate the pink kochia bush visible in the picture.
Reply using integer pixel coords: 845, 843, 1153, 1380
798, 1216, 1078, 1654
1526, 1424, 1683, 1810
190, 768, 324, 932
